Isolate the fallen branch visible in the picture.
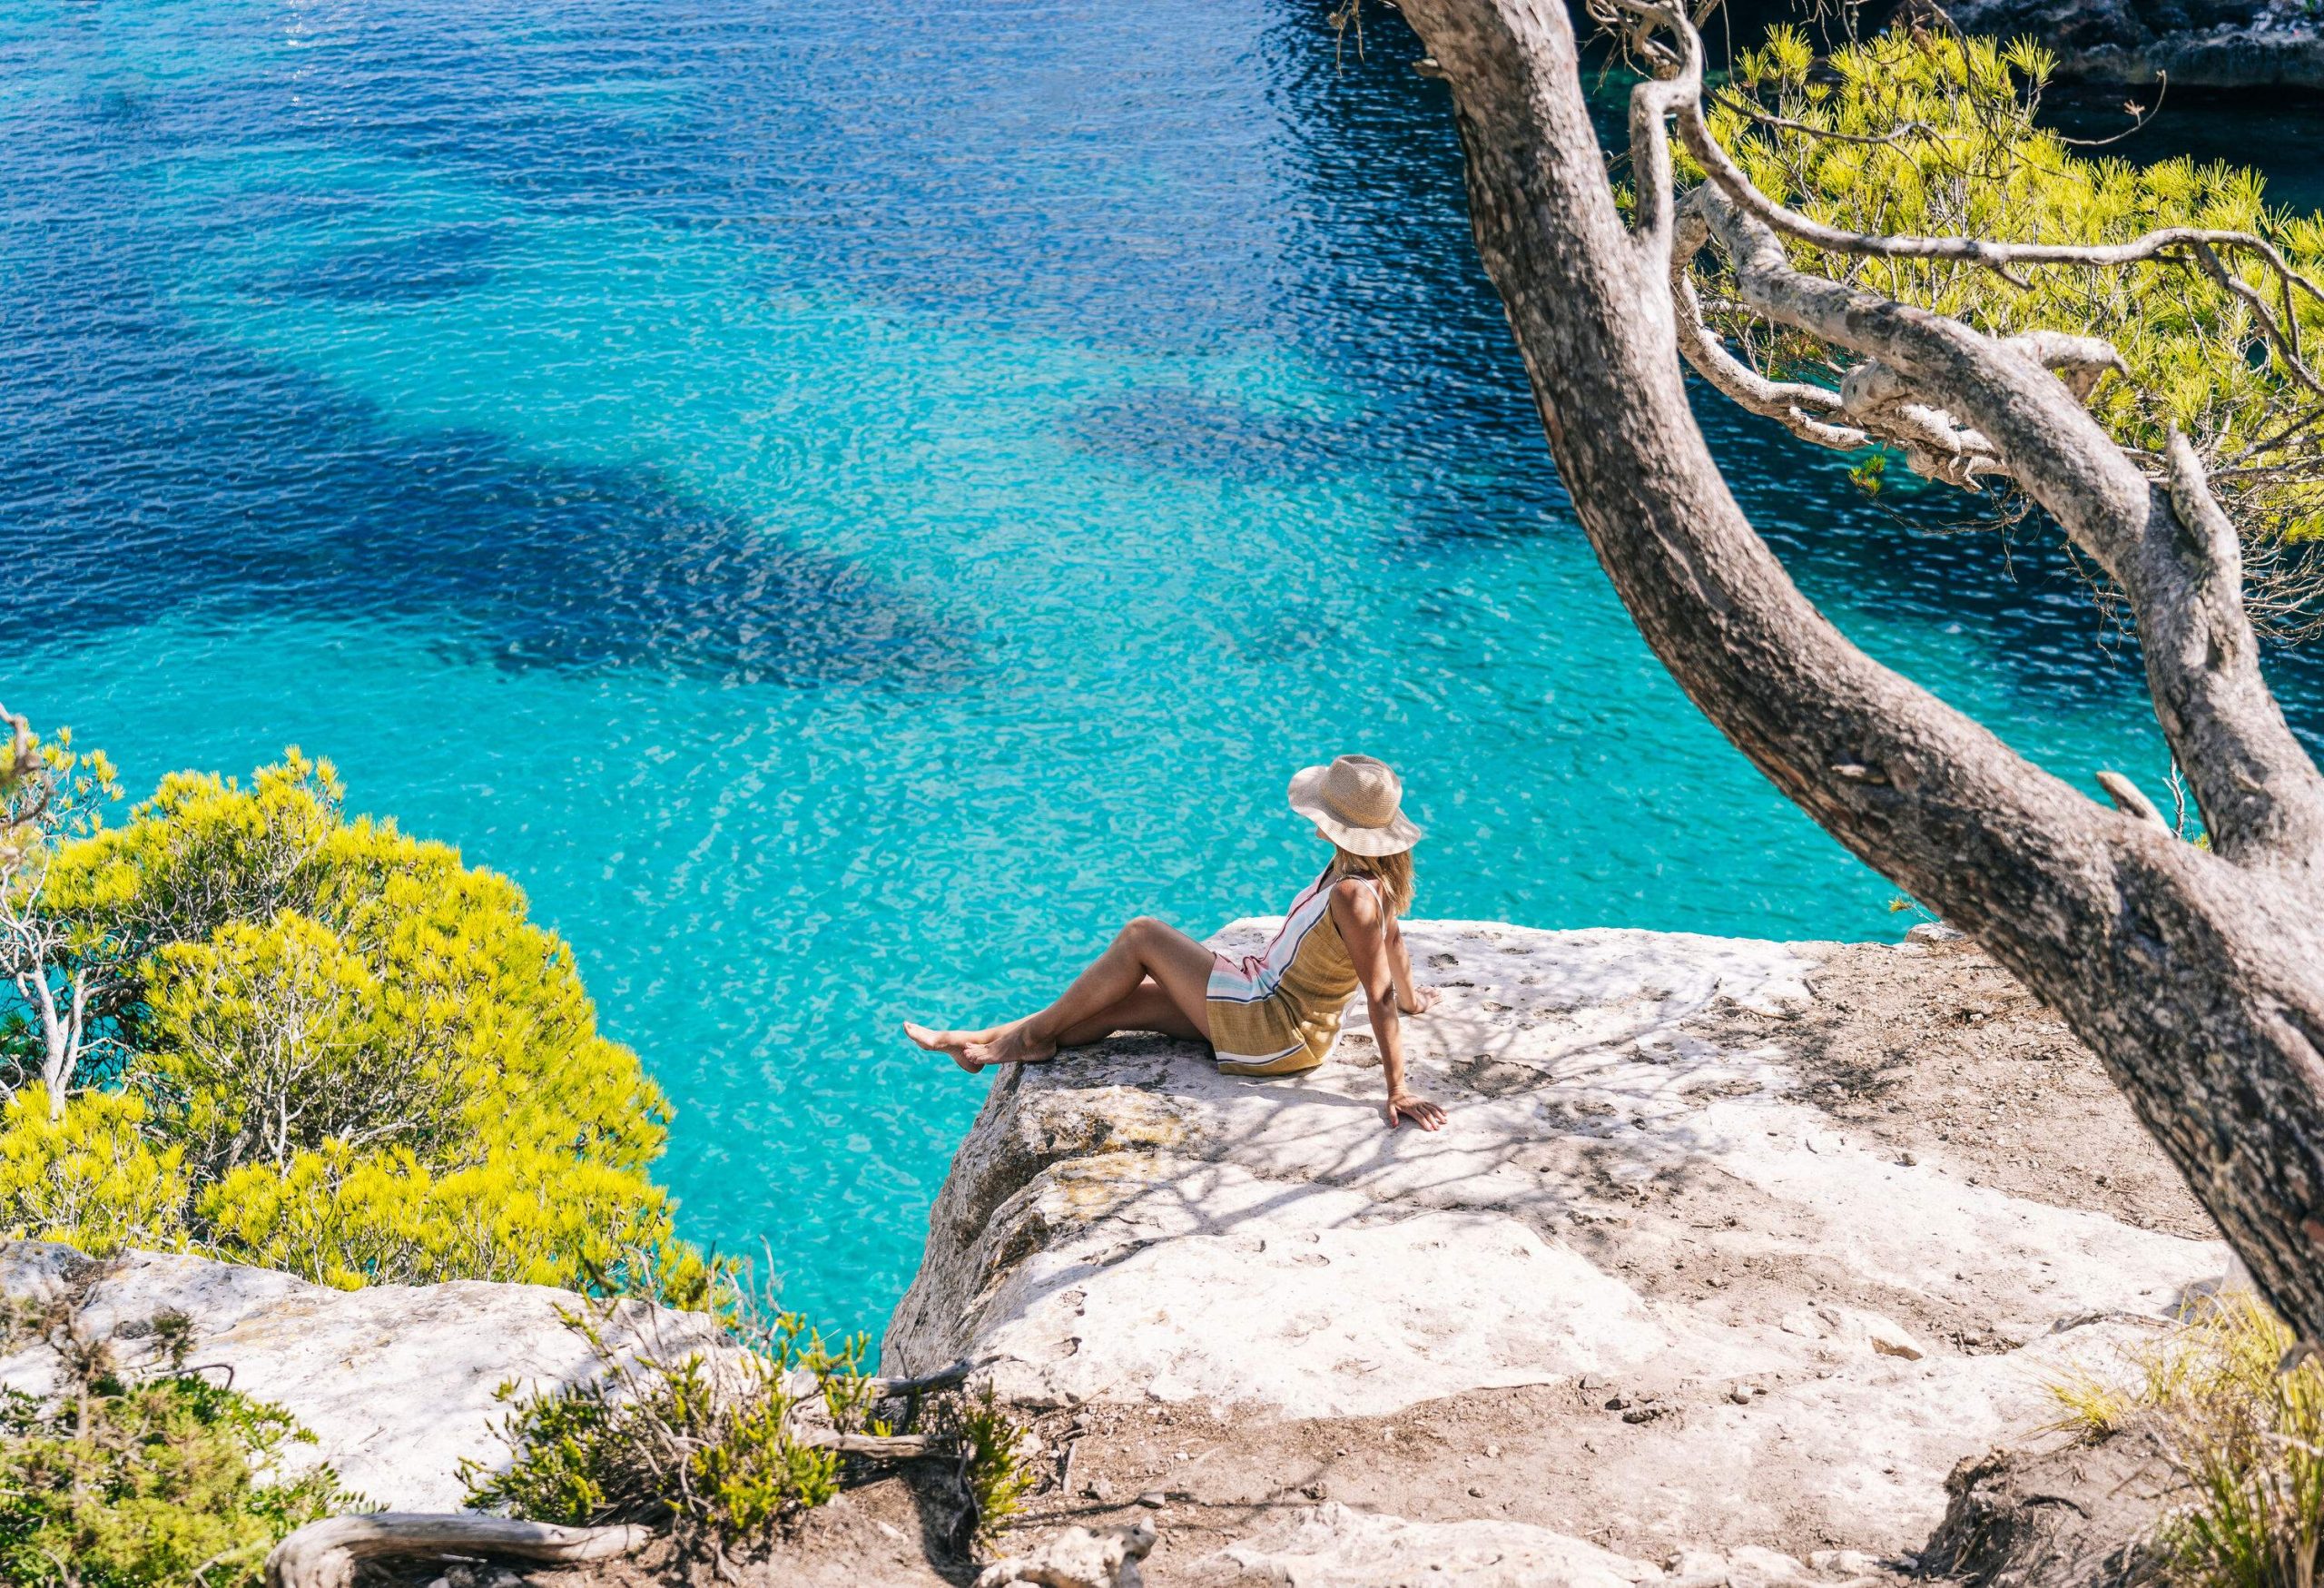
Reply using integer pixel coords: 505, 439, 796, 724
799, 1429, 932, 1456
264, 1514, 653, 1588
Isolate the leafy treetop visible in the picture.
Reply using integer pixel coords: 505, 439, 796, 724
1689, 26, 2324, 627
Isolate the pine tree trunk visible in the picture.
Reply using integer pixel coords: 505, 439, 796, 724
1390, 0, 2324, 1338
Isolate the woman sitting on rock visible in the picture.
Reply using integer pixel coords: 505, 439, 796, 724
906, 755, 1446, 1131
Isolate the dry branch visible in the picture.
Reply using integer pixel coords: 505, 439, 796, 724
264, 1514, 652, 1588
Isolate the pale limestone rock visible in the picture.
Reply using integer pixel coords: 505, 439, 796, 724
886, 921, 2227, 1563
0, 1242, 717, 1510
1779, 1306, 1925, 1361
1225, 1504, 1664, 1588
974, 1518, 1155, 1588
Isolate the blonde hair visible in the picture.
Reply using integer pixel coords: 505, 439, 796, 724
1329, 846, 1414, 918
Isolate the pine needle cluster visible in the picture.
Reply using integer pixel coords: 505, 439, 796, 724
1691, 26, 2324, 626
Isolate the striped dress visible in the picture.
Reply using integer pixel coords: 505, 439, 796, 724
1206, 873, 1374, 1076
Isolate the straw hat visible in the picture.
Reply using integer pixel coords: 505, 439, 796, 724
1288, 755, 1423, 856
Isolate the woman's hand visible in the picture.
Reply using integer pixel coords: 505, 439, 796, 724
1385, 1090, 1446, 1131
1398, 985, 1438, 1017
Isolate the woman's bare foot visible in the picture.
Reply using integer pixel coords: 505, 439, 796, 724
903, 1021, 996, 1074
964, 1020, 1058, 1068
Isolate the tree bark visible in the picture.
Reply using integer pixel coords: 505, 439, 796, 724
1389, 0, 2324, 1337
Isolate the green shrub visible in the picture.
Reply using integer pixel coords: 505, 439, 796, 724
462, 1304, 863, 1544
2051, 1294, 2324, 1588
0, 750, 704, 1297
0, 1089, 190, 1255
943, 1384, 1038, 1547
467, 1293, 1037, 1557
0, 1300, 356, 1588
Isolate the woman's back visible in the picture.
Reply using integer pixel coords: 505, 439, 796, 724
1206, 872, 1372, 1075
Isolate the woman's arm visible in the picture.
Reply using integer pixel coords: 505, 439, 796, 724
1332, 881, 1447, 1132
1384, 913, 1437, 1017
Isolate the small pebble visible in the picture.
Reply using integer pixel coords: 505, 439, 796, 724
1468, 1485, 1485, 1498
1483, 1442, 1501, 1458
1137, 1490, 1167, 1508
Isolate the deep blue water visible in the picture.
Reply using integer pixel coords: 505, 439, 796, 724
5, 0, 2319, 1331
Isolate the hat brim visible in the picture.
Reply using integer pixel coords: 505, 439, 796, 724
1287, 764, 1424, 856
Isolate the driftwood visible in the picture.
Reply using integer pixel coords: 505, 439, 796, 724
264, 1514, 652, 1588
1390, 0, 2324, 1340
773, 1356, 983, 1457
798, 1428, 931, 1456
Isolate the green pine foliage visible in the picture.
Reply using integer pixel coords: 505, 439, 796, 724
467, 1293, 1037, 1555
1692, 27, 2324, 590
0, 750, 706, 1298
0, 1090, 189, 1256
0, 1309, 355, 1588
463, 1306, 862, 1544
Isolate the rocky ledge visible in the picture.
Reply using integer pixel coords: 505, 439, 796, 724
1945, 0, 2324, 88
885, 919, 2227, 1586
0, 1241, 719, 1511
0, 921, 2229, 1587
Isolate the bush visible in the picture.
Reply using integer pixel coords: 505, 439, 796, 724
0, 1296, 357, 1588
463, 1305, 865, 1546
2051, 1294, 2324, 1588
943, 1384, 1038, 1545
0, 1089, 189, 1256
0, 750, 704, 1297
467, 1291, 1035, 1557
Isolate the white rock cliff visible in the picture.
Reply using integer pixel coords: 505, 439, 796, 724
884, 919, 2227, 1584
0, 1241, 717, 1512
0, 920, 2226, 1587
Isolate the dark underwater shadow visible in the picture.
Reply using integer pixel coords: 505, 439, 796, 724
1, 279, 960, 689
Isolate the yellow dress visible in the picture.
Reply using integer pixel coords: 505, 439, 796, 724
1206, 872, 1371, 1076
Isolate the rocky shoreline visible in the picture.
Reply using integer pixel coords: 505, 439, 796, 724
1, 920, 2230, 1585
879, 918, 2224, 1583
1944, 0, 2324, 88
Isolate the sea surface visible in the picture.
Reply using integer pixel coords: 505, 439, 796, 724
6, 0, 2319, 1332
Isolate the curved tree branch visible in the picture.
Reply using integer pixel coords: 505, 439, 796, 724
1656, 41, 2324, 387
1692, 182, 2324, 863
1389, 0, 2324, 1343
1669, 208, 1871, 450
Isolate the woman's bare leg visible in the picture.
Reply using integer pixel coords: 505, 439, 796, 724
966, 918, 1216, 1068
1052, 978, 1204, 1048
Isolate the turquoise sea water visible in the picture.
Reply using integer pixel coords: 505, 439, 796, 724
8, 0, 2320, 1331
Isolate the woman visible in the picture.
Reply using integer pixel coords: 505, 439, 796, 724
905, 755, 1447, 1131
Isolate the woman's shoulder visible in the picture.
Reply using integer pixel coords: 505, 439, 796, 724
1326, 873, 1384, 922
